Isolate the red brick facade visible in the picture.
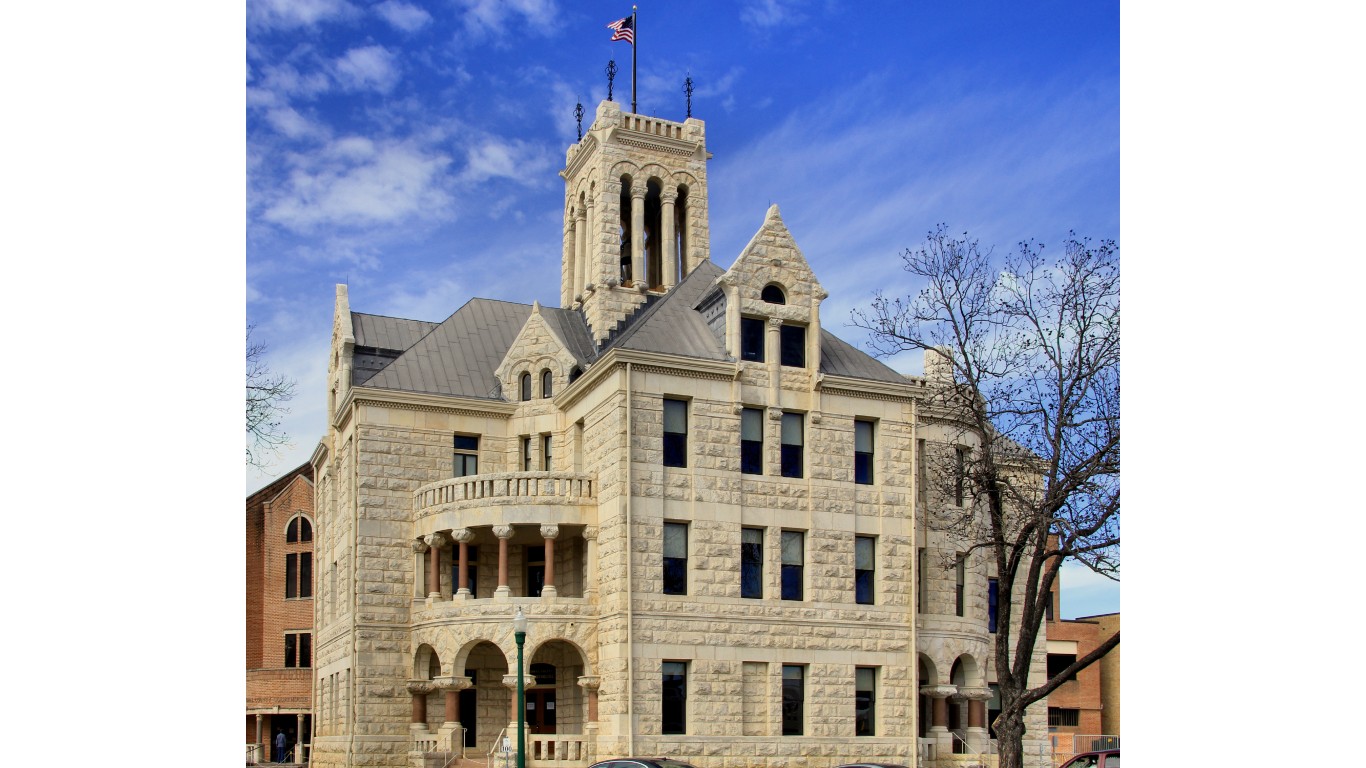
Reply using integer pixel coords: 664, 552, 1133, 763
246, 463, 315, 761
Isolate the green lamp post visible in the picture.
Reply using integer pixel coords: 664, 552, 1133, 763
513, 606, 528, 768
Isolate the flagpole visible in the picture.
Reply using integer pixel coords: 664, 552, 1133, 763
631, 6, 637, 114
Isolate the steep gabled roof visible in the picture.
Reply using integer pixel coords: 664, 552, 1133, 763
819, 329, 908, 384
601, 261, 730, 361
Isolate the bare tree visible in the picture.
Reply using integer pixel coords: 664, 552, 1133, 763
852, 226, 1119, 768
246, 323, 295, 468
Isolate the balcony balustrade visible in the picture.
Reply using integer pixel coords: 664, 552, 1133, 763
414, 472, 597, 535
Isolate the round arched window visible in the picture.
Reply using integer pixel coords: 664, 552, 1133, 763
286, 515, 312, 542
541, 369, 553, 398
762, 284, 786, 304
519, 372, 532, 401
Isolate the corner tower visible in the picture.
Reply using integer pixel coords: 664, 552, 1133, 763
560, 99, 711, 343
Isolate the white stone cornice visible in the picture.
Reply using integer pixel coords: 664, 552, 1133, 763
350, 386, 519, 418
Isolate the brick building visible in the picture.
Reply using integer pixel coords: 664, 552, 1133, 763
247, 461, 316, 763
1042, 581, 1120, 764
308, 99, 1048, 768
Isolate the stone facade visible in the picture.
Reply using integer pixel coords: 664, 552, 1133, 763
308, 101, 1048, 768
247, 462, 316, 763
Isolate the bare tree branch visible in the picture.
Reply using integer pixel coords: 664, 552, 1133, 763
246, 323, 295, 468
852, 225, 1119, 768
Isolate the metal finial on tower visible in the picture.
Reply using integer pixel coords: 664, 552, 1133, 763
575, 102, 584, 140
684, 76, 694, 118
605, 60, 617, 102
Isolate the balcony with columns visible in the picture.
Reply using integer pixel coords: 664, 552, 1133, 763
411, 471, 600, 628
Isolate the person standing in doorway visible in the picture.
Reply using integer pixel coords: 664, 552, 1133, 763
274, 729, 286, 762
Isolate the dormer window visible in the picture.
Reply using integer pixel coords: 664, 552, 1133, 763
780, 324, 806, 367
740, 317, 764, 362
762, 284, 786, 304
520, 372, 532, 401
541, 369, 553, 398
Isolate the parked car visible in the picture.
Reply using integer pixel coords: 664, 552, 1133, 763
588, 758, 698, 768
1059, 749, 1120, 768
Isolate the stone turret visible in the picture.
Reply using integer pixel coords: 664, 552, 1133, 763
559, 99, 712, 343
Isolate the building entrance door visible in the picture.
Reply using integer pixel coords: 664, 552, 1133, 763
527, 689, 556, 734
460, 688, 477, 748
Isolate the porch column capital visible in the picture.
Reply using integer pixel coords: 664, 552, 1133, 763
957, 686, 992, 701
406, 680, 436, 695
576, 675, 601, 691
493, 525, 514, 540
412, 538, 430, 553
436, 676, 472, 692
452, 528, 476, 544
920, 684, 958, 699
423, 532, 448, 549
540, 523, 560, 540
582, 526, 598, 541
502, 674, 519, 690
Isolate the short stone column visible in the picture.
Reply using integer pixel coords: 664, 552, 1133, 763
630, 187, 646, 287
454, 528, 475, 599
766, 316, 783, 407
423, 533, 448, 600
413, 538, 430, 598
574, 205, 588, 302
254, 714, 263, 763
921, 684, 957, 756
959, 687, 993, 753
494, 525, 513, 599
583, 527, 599, 600
437, 676, 473, 753
296, 713, 306, 762
578, 676, 601, 760
407, 681, 436, 731
540, 524, 559, 598
502, 674, 522, 756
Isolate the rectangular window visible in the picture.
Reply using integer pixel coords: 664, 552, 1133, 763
955, 555, 966, 616
740, 317, 765, 362
286, 553, 298, 599
542, 434, 553, 471
916, 548, 926, 613
1048, 707, 1080, 727
662, 661, 687, 734
781, 665, 804, 735
854, 420, 874, 484
663, 398, 688, 468
988, 577, 999, 633
781, 530, 804, 601
741, 527, 763, 599
663, 522, 688, 596
780, 324, 806, 367
522, 436, 532, 472
855, 536, 875, 605
855, 667, 876, 736
1047, 653, 1078, 681
453, 434, 479, 477
284, 632, 310, 668
300, 552, 312, 598
955, 446, 969, 506
780, 412, 803, 478
1045, 592, 1055, 621
740, 407, 763, 475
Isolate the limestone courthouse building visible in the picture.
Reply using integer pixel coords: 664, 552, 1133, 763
309, 100, 1048, 768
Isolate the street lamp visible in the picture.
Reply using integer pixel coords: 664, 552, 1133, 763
513, 606, 529, 768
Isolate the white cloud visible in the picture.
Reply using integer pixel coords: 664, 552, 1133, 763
262, 137, 453, 231
265, 106, 323, 139
247, 0, 359, 31
740, 0, 807, 29
374, 0, 432, 32
455, 0, 558, 39
457, 137, 553, 184
334, 46, 401, 94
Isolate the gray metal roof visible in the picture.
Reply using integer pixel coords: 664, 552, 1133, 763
818, 330, 908, 384
541, 306, 599, 367
352, 313, 439, 351
602, 261, 731, 361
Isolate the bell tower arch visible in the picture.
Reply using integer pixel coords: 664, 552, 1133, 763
559, 100, 711, 343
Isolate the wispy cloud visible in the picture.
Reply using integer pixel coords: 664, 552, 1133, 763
457, 136, 555, 185
334, 46, 401, 93
247, 0, 359, 31
262, 136, 454, 232
455, 0, 559, 40
374, 0, 432, 33
739, 0, 809, 29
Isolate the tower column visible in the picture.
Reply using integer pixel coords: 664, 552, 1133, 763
630, 187, 646, 288
573, 204, 588, 304
660, 188, 677, 289
766, 316, 783, 409
423, 533, 447, 599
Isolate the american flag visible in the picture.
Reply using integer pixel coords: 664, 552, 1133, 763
607, 16, 634, 45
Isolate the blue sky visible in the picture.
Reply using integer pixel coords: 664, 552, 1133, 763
244, 0, 1120, 617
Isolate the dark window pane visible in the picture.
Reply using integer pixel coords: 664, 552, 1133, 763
741, 407, 763, 475
854, 422, 874, 484
543, 434, 553, 471
663, 399, 687, 468
761, 284, 786, 304
781, 666, 803, 735
663, 522, 687, 595
662, 662, 687, 734
988, 578, 999, 633
300, 552, 312, 598
1047, 653, 1078, 681
520, 373, 531, 401
287, 518, 299, 543
854, 452, 872, 484
541, 370, 553, 398
780, 445, 802, 478
285, 634, 297, 668
780, 324, 806, 367
300, 633, 312, 668
855, 537, 874, 605
780, 413, 803, 478
285, 553, 298, 599
453, 435, 479, 451
740, 317, 764, 362
741, 528, 763, 599
855, 668, 875, 736
300, 518, 312, 541
781, 565, 803, 601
